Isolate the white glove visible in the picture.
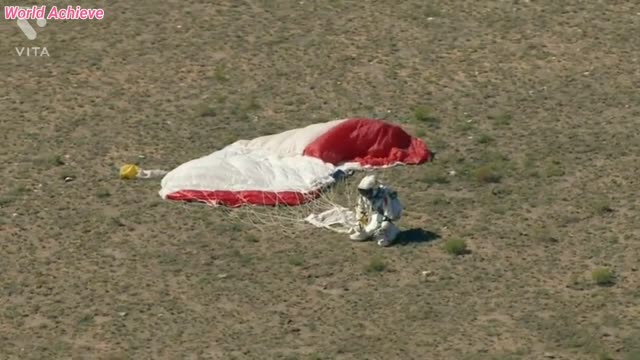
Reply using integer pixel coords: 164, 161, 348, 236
378, 220, 392, 231
364, 213, 383, 233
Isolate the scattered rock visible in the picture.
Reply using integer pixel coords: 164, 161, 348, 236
117, 312, 127, 317
421, 271, 436, 282
64, 176, 74, 182
543, 352, 555, 358
217, 274, 228, 279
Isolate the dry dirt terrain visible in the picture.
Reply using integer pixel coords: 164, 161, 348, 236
2, 1, 640, 359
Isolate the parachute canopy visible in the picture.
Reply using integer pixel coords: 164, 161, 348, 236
159, 118, 432, 207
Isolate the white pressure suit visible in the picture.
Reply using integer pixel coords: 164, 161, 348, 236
349, 175, 402, 247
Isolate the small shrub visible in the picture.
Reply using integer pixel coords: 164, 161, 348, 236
0, 196, 16, 206
110, 217, 125, 227
592, 268, 615, 286
423, 169, 450, 184
424, 4, 442, 18
532, 226, 559, 244
239, 254, 253, 265
526, 169, 541, 178
245, 97, 261, 112
480, 150, 510, 165
413, 106, 439, 125
231, 249, 252, 265
430, 195, 448, 206
96, 189, 111, 198
34, 154, 65, 167
477, 134, 495, 145
545, 164, 565, 177
455, 121, 474, 133
365, 257, 387, 273
521, 157, 540, 178
489, 112, 512, 126
443, 239, 469, 255
624, 350, 640, 360
288, 256, 304, 267
10, 186, 30, 195
77, 314, 95, 326
567, 273, 589, 291
593, 200, 614, 215
213, 67, 228, 82
51, 155, 65, 166
196, 104, 217, 117
598, 352, 614, 360
473, 165, 502, 183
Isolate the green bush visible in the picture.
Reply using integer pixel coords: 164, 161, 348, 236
413, 106, 439, 125
365, 257, 387, 273
443, 239, 469, 255
473, 165, 503, 183
288, 256, 304, 267
477, 134, 495, 145
592, 268, 615, 286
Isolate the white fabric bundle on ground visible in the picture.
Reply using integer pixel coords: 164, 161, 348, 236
304, 206, 359, 233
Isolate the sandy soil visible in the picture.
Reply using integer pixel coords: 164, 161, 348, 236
1, 1, 639, 359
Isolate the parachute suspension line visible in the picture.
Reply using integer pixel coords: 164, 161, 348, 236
174, 171, 367, 235
203, 177, 358, 234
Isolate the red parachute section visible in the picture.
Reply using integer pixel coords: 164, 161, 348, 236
165, 189, 323, 207
302, 118, 432, 166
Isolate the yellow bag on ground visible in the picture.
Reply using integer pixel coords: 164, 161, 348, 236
120, 164, 140, 179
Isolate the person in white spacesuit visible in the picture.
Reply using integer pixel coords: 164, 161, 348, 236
349, 174, 403, 247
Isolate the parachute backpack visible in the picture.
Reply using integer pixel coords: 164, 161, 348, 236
386, 190, 403, 221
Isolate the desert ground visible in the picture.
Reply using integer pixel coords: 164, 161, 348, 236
2, 1, 640, 359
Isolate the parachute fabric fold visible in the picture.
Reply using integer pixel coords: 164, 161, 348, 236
302, 118, 430, 166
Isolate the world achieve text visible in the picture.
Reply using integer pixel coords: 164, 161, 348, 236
4, 5, 105, 20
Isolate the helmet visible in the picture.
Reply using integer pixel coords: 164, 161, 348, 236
357, 175, 378, 199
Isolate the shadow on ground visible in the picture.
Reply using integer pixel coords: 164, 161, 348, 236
394, 228, 440, 246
